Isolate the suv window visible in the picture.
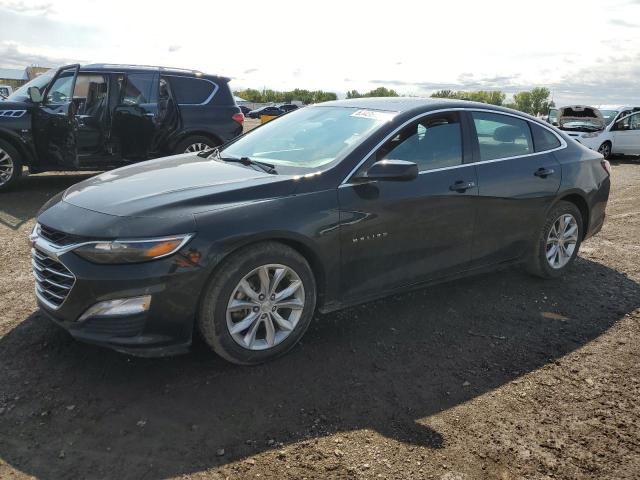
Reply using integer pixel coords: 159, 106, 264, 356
73, 74, 108, 116
167, 76, 216, 105
121, 73, 155, 105
472, 111, 533, 161
45, 70, 75, 105
530, 122, 561, 152
377, 112, 463, 171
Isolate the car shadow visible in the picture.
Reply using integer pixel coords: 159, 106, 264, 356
0, 258, 638, 479
0, 173, 96, 230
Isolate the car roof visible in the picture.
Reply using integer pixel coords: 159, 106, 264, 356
318, 96, 535, 118
80, 63, 230, 81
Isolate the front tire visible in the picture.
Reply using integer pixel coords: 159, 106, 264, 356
0, 140, 22, 192
527, 201, 583, 278
198, 242, 317, 365
598, 141, 612, 159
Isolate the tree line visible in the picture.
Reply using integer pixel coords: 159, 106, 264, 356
430, 87, 554, 115
234, 85, 554, 116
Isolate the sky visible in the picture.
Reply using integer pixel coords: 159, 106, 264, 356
0, 0, 639, 106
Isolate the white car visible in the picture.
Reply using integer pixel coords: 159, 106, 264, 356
578, 105, 640, 158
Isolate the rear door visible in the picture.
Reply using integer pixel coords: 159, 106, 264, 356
110, 72, 159, 160
469, 111, 562, 266
611, 112, 640, 155
338, 111, 478, 301
73, 73, 111, 164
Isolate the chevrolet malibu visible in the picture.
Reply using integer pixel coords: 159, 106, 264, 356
30, 98, 611, 364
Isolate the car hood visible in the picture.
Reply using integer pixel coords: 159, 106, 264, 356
0, 100, 29, 110
558, 105, 605, 129
62, 153, 297, 218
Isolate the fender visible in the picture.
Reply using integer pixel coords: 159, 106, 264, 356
0, 126, 37, 166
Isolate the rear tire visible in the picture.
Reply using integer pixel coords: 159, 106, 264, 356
174, 135, 219, 154
0, 139, 22, 192
198, 242, 317, 365
598, 141, 612, 159
527, 201, 583, 278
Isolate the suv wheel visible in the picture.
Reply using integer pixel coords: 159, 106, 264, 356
527, 201, 583, 278
175, 135, 219, 154
0, 140, 22, 192
198, 242, 317, 365
598, 141, 612, 159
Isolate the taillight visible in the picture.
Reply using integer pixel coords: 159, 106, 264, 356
232, 113, 244, 124
601, 159, 611, 175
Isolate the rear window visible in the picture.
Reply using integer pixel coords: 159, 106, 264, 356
530, 122, 561, 152
167, 76, 217, 105
471, 111, 533, 161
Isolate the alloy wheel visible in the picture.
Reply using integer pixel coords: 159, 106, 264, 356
546, 213, 578, 269
0, 147, 14, 186
598, 142, 611, 158
226, 264, 305, 350
184, 142, 210, 153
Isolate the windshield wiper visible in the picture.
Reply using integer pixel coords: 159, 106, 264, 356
219, 155, 277, 174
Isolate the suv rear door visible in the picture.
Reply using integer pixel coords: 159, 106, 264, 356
110, 72, 159, 160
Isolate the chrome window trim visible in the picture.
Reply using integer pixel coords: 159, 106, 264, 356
162, 74, 219, 106
340, 107, 568, 185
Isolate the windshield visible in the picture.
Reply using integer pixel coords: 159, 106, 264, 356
7, 69, 55, 102
221, 106, 394, 172
600, 110, 619, 126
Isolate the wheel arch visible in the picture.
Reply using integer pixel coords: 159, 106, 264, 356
171, 130, 223, 152
554, 192, 590, 239
0, 128, 36, 166
207, 233, 329, 310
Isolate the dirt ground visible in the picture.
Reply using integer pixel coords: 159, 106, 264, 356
0, 156, 639, 480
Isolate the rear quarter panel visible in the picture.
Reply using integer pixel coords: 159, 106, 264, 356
554, 140, 610, 238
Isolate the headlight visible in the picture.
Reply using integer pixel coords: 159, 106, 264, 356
73, 234, 194, 264
582, 132, 601, 138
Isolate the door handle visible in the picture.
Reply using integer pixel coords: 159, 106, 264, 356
449, 180, 476, 192
534, 167, 555, 178
144, 113, 155, 117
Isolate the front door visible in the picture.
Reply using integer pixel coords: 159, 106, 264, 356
338, 111, 478, 301
32, 65, 79, 168
611, 112, 640, 155
110, 72, 159, 160
469, 111, 562, 266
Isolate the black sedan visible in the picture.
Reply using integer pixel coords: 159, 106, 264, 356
30, 98, 610, 364
246, 105, 284, 119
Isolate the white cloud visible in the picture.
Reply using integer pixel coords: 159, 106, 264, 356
0, 0, 639, 105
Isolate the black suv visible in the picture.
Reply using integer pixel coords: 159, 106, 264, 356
0, 64, 244, 190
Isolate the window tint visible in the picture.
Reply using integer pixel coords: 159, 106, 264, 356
73, 75, 108, 116
530, 122, 561, 152
167, 76, 216, 104
472, 112, 533, 161
44, 70, 75, 105
617, 112, 640, 130
378, 113, 463, 171
121, 73, 155, 105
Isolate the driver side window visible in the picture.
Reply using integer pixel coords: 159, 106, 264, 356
44, 72, 75, 105
375, 112, 463, 172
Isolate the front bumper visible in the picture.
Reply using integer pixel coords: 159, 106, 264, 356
32, 238, 211, 357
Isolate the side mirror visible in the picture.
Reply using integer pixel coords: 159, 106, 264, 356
356, 159, 418, 182
28, 86, 43, 103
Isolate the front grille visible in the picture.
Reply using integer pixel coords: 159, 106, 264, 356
32, 248, 75, 308
39, 224, 87, 246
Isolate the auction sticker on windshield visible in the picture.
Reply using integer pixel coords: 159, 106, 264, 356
350, 109, 395, 122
